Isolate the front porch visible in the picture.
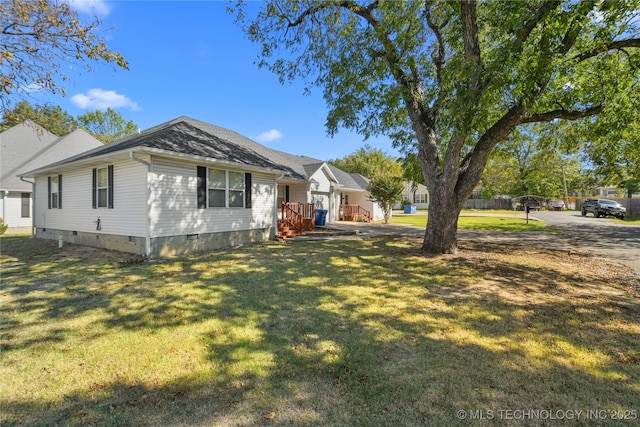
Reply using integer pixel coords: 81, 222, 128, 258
277, 202, 373, 238
339, 204, 373, 222
277, 202, 315, 238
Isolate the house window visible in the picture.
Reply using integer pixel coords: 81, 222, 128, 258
228, 171, 245, 208
21, 193, 30, 217
48, 175, 62, 209
415, 193, 426, 204
208, 168, 245, 208
97, 167, 108, 207
198, 166, 250, 209
208, 169, 227, 207
92, 166, 114, 209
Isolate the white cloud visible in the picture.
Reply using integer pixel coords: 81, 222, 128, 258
71, 88, 140, 111
67, 0, 112, 18
255, 129, 283, 143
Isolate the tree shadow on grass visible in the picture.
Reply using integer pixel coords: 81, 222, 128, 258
1, 236, 638, 426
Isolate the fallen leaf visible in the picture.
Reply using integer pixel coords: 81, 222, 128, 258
73, 409, 87, 418
264, 411, 276, 420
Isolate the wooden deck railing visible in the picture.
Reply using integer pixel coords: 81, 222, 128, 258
339, 204, 372, 222
281, 202, 315, 234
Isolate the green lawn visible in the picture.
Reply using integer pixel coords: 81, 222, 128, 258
389, 212, 548, 232
1, 236, 638, 426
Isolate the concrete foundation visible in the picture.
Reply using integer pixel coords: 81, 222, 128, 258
36, 227, 273, 258
150, 228, 273, 257
37, 228, 146, 256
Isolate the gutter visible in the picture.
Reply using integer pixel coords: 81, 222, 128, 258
129, 152, 152, 258
19, 176, 36, 237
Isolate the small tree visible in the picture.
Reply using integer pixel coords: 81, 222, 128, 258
368, 175, 404, 224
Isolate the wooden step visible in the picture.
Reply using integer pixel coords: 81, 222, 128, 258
277, 225, 301, 239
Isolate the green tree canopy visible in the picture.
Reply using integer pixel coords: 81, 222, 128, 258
582, 94, 640, 198
0, 101, 138, 144
235, 0, 640, 254
0, 100, 77, 135
76, 108, 138, 143
328, 144, 401, 179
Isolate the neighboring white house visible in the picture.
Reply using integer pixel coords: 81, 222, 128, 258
0, 121, 102, 233
394, 181, 430, 210
20, 116, 384, 257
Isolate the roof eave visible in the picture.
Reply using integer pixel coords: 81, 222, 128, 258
19, 146, 288, 178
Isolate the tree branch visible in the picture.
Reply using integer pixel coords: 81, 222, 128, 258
456, 103, 526, 199
460, 0, 484, 92
572, 38, 640, 62
516, 1, 561, 46
519, 104, 603, 124
424, 4, 446, 87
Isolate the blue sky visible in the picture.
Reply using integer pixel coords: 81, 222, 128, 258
28, 0, 399, 161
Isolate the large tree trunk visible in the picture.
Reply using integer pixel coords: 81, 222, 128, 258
421, 178, 464, 254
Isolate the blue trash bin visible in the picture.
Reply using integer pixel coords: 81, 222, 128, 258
315, 209, 327, 226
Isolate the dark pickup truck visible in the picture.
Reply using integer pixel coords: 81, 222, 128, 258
581, 199, 626, 219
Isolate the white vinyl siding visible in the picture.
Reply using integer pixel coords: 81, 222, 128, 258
309, 167, 334, 216
1, 191, 33, 228
34, 159, 147, 236
287, 183, 308, 203
149, 158, 275, 237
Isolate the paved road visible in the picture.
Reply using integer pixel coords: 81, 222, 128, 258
533, 211, 640, 276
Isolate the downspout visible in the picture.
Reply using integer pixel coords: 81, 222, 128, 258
129, 152, 152, 257
20, 176, 36, 238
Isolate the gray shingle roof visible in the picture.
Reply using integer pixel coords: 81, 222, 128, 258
325, 165, 370, 191
1, 121, 101, 191
20, 116, 371, 191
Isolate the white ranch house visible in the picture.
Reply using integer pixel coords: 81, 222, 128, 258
21, 117, 383, 257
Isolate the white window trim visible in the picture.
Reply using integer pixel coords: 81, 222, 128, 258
50, 175, 59, 209
96, 166, 109, 208
207, 168, 245, 208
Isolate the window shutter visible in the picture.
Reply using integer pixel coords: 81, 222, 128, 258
47, 176, 52, 209
58, 175, 62, 209
285, 185, 290, 203
197, 166, 207, 209
92, 168, 97, 209
245, 173, 252, 208
107, 165, 114, 209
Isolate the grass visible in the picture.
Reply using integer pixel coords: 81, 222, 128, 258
613, 216, 640, 225
389, 212, 548, 232
1, 235, 639, 426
